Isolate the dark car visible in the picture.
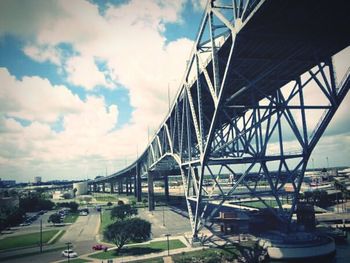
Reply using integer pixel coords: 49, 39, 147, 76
92, 244, 108, 251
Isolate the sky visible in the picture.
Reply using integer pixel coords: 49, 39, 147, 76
0, 0, 349, 183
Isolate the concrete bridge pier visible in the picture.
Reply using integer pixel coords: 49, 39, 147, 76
148, 171, 155, 211
136, 171, 142, 202
134, 175, 137, 198
164, 176, 169, 202
118, 180, 123, 194
110, 182, 114, 193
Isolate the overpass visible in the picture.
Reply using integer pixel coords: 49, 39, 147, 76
89, 0, 350, 241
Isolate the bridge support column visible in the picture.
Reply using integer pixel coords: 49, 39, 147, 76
164, 176, 169, 202
110, 182, 114, 194
148, 171, 155, 211
118, 181, 122, 194
136, 170, 142, 202
102, 183, 106, 193
134, 175, 137, 197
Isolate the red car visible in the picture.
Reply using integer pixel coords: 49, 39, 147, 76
92, 244, 108, 251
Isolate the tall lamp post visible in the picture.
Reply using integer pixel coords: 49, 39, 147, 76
39, 219, 42, 253
164, 234, 171, 256
65, 242, 72, 263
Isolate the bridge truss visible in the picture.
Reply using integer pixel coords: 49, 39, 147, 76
92, 0, 350, 242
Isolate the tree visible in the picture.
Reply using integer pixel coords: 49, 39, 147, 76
107, 201, 113, 207
48, 213, 62, 225
110, 204, 137, 221
73, 188, 77, 198
19, 195, 54, 212
57, 201, 79, 212
104, 218, 151, 254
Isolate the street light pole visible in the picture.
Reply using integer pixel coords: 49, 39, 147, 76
164, 234, 171, 256
65, 242, 72, 263
40, 219, 42, 253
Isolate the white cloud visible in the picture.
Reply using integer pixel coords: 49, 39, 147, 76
65, 56, 111, 90
0, 68, 84, 123
23, 44, 62, 65
0, 69, 122, 180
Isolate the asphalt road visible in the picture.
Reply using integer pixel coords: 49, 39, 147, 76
138, 206, 192, 238
1, 210, 100, 263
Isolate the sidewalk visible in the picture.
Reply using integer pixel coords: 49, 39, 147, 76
55, 235, 204, 263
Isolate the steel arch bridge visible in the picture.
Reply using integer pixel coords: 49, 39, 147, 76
90, 0, 350, 242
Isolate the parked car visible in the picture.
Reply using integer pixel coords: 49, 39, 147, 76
62, 249, 78, 258
79, 211, 88, 216
92, 244, 108, 251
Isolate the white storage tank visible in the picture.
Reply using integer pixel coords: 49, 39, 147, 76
73, 182, 88, 196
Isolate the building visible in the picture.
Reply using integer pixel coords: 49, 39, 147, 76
34, 176, 42, 184
0, 179, 16, 187
73, 182, 88, 196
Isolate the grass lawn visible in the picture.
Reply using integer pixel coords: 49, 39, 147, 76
0, 245, 65, 261
0, 230, 60, 251
50, 230, 66, 244
240, 199, 290, 209
63, 213, 79, 223
89, 239, 186, 260
93, 194, 118, 202
99, 209, 115, 235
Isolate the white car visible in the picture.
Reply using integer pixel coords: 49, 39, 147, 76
62, 249, 78, 258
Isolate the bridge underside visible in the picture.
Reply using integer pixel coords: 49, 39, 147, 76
90, 0, 350, 243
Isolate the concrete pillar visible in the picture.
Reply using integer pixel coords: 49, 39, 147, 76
164, 176, 169, 202
134, 175, 137, 197
136, 169, 142, 202
118, 180, 122, 194
102, 183, 106, 192
110, 182, 114, 193
148, 171, 155, 211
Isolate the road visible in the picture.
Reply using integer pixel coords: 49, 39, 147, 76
138, 206, 192, 238
1, 210, 100, 263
